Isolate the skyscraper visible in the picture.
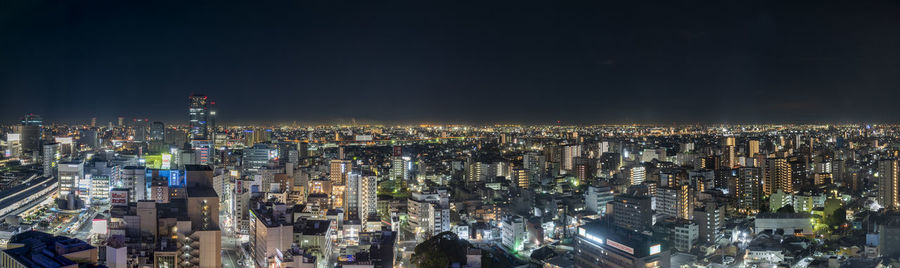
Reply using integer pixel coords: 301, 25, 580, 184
736, 167, 762, 212
150, 121, 165, 141
189, 94, 211, 140
748, 139, 760, 158
723, 136, 736, 168
42, 142, 59, 177
879, 159, 900, 210
132, 118, 150, 141
17, 114, 42, 157
329, 159, 352, 185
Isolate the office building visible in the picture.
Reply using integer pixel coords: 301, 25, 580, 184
189, 94, 211, 140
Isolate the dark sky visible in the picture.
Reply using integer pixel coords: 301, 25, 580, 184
1, 0, 899, 125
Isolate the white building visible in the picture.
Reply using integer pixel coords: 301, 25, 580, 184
585, 186, 614, 215
408, 189, 450, 239
501, 216, 526, 253
57, 160, 84, 199
672, 221, 699, 252
754, 212, 813, 235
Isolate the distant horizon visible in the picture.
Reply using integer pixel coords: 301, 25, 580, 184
0, 115, 891, 127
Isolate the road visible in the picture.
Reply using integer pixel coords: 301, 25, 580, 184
222, 227, 251, 268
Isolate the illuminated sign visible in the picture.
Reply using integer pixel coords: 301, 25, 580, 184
606, 239, 634, 255
161, 154, 171, 169
169, 171, 181, 187
110, 190, 128, 206
649, 244, 661, 255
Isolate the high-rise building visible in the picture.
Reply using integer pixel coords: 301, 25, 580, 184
511, 168, 529, 188
764, 157, 791, 195
189, 94, 211, 140
150, 121, 165, 141
723, 136, 736, 168
612, 194, 653, 232
359, 174, 378, 222
501, 216, 526, 253
748, 139, 760, 158
57, 160, 84, 199
693, 203, 724, 246
132, 118, 150, 141
736, 167, 762, 212
586, 185, 614, 215
562, 144, 582, 171
5, 133, 21, 158
17, 114, 42, 157
627, 166, 646, 185
329, 159, 351, 185
879, 159, 900, 210
408, 189, 450, 238
42, 143, 59, 177
655, 184, 692, 220
390, 156, 409, 181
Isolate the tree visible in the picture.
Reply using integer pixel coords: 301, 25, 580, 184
776, 205, 795, 213
411, 232, 470, 268
827, 207, 847, 227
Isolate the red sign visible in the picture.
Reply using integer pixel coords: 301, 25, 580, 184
606, 239, 634, 255
110, 191, 128, 206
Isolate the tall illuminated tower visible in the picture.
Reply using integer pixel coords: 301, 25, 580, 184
879, 159, 900, 210
189, 94, 216, 165
723, 136, 736, 168
189, 94, 210, 140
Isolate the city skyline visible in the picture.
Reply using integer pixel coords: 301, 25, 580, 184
2, 1, 899, 268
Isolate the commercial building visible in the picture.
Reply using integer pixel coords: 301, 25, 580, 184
754, 212, 814, 235
575, 221, 670, 268
0, 231, 97, 268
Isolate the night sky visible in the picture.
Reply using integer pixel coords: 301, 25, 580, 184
1, 1, 899, 124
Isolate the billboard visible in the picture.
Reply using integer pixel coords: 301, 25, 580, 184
110, 190, 129, 206
161, 153, 171, 169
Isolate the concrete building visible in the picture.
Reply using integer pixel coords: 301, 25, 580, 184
501, 216, 526, 253
693, 203, 724, 246
655, 184, 692, 220
754, 212, 813, 235
612, 194, 653, 232
408, 189, 450, 239
586, 185, 614, 216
